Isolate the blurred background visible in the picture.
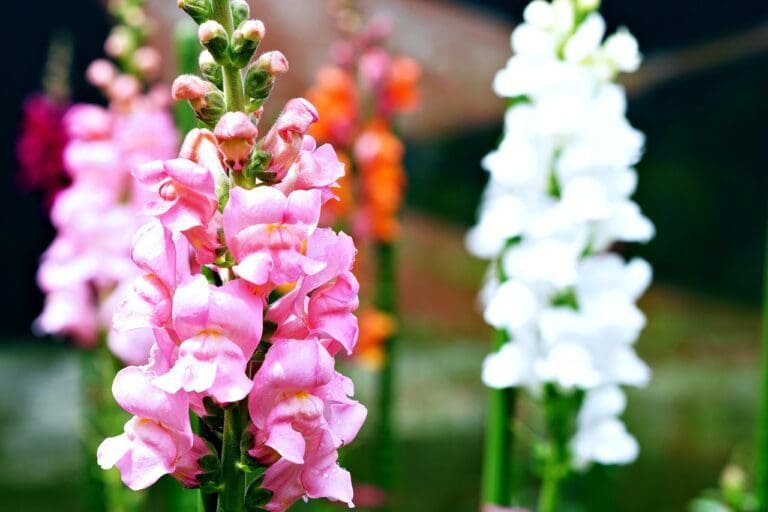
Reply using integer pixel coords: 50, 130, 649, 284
2, 0, 768, 510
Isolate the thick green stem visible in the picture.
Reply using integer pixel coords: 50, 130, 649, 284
218, 402, 247, 512
756, 215, 768, 508
211, 0, 245, 112
374, 241, 397, 509
481, 330, 517, 508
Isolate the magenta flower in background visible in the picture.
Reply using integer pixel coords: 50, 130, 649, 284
16, 94, 71, 210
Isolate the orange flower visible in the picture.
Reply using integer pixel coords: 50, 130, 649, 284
384, 57, 421, 114
355, 120, 407, 242
307, 66, 358, 147
354, 307, 397, 370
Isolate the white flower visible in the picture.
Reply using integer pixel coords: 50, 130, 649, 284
535, 342, 601, 390
483, 280, 540, 332
483, 339, 535, 389
469, 0, 652, 470
603, 28, 642, 73
572, 386, 639, 467
564, 13, 606, 63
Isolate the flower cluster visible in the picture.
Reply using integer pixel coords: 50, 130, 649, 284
98, 3, 366, 510
307, 12, 419, 243
306, 7, 419, 368
35, 57, 177, 365
467, 0, 654, 468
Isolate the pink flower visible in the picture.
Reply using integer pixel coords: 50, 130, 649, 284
97, 352, 206, 490
261, 98, 319, 182
114, 220, 191, 332
214, 112, 259, 171
275, 136, 345, 203
267, 229, 359, 356
34, 286, 98, 346
222, 186, 324, 287
134, 158, 218, 232
152, 275, 264, 403
248, 338, 366, 510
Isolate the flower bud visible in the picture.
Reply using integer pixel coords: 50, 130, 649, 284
231, 0, 250, 27
214, 112, 259, 171
197, 90, 226, 128
107, 74, 141, 104
199, 50, 223, 89
105, 27, 134, 59
244, 51, 289, 108
133, 47, 162, 80
172, 74, 213, 104
86, 59, 117, 89
177, 0, 212, 24
230, 20, 266, 68
172, 75, 224, 127
198, 20, 229, 64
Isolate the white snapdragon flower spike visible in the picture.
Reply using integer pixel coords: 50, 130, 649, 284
468, 0, 653, 469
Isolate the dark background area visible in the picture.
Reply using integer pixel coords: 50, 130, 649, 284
2, 0, 768, 337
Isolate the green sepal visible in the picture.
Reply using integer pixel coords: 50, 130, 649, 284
230, 30, 259, 69
244, 479, 273, 511
244, 66, 275, 104
196, 90, 226, 128
196, 440, 223, 494
201, 396, 225, 431
201, 266, 223, 286
243, 149, 273, 185
179, 0, 212, 25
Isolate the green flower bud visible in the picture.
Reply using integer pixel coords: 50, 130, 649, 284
231, 0, 250, 27
199, 50, 223, 89
244, 51, 289, 109
198, 20, 230, 64
197, 90, 226, 128
177, 0, 212, 25
229, 20, 265, 69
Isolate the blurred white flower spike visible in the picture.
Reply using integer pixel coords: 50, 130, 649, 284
469, 0, 653, 471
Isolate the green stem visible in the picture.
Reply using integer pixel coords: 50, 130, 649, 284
537, 472, 562, 512
374, 241, 397, 509
481, 330, 517, 507
218, 401, 247, 512
211, 0, 245, 112
756, 215, 768, 508
537, 386, 582, 512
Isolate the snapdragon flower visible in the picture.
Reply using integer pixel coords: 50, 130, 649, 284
99, 2, 366, 509
469, 0, 653, 476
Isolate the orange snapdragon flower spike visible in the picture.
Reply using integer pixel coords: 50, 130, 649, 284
306, 11, 420, 367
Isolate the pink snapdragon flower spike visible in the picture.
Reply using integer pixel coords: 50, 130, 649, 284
261, 98, 319, 181
153, 276, 263, 403
223, 186, 324, 286
134, 158, 218, 232
101, 3, 365, 509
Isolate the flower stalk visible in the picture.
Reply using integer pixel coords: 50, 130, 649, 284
481, 331, 517, 507
756, 216, 768, 509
